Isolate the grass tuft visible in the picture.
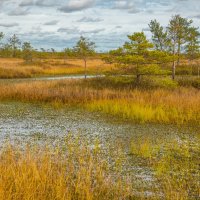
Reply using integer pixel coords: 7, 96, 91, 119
0, 135, 132, 200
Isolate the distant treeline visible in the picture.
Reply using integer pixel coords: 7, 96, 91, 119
0, 15, 200, 79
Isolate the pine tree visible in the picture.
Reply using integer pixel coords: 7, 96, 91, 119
149, 20, 168, 51
106, 32, 169, 83
185, 27, 200, 61
8, 34, 21, 58
22, 42, 33, 63
74, 36, 96, 79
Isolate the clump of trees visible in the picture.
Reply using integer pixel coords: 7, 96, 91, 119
104, 32, 173, 83
0, 33, 96, 79
9, 34, 21, 58
104, 15, 200, 80
149, 15, 200, 79
0, 34, 24, 59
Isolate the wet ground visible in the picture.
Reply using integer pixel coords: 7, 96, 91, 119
0, 101, 192, 144
0, 101, 198, 195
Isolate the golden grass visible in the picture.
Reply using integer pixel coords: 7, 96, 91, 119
87, 97, 200, 124
0, 58, 114, 78
0, 79, 199, 124
0, 133, 199, 199
0, 135, 132, 200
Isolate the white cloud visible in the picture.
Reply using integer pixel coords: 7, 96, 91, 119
77, 17, 103, 23
0, 22, 19, 27
44, 20, 59, 25
59, 0, 95, 13
0, 0, 199, 51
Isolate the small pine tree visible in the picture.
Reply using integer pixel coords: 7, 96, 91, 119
106, 32, 167, 83
8, 34, 21, 58
22, 42, 33, 63
74, 36, 96, 79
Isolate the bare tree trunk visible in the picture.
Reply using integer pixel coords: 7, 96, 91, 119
177, 46, 180, 66
198, 66, 200, 78
84, 59, 87, 79
172, 60, 176, 80
64, 54, 66, 64
172, 45, 176, 80
136, 74, 141, 84
13, 47, 16, 58
177, 39, 182, 66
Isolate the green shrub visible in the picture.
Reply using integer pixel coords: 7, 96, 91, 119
138, 77, 178, 89
178, 77, 200, 89
176, 65, 192, 75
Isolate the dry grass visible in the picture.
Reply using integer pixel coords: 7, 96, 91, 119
0, 79, 199, 124
0, 58, 114, 78
42, 59, 114, 75
0, 132, 198, 199
0, 58, 42, 78
0, 135, 132, 200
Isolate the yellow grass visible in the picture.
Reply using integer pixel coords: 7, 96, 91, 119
0, 79, 199, 124
0, 135, 132, 200
0, 58, 114, 78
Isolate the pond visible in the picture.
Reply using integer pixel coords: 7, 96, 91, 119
0, 75, 104, 83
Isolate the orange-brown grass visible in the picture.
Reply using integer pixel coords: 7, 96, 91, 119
0, 58, 43, 78
0, 58, 114, 78
42, 59, 114, 75
0, 79, 199, 124
0, 135, 132, 200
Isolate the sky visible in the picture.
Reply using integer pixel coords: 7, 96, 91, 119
0, 0, 200, 52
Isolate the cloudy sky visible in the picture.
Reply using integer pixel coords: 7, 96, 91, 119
0, 0, 200, 52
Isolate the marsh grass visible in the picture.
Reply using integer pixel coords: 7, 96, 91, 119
87, 98, 200, 124
130, 137, 200, 199
0, 79, 199, 124
0, 58, 113, 78
0, 135, 132, 200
